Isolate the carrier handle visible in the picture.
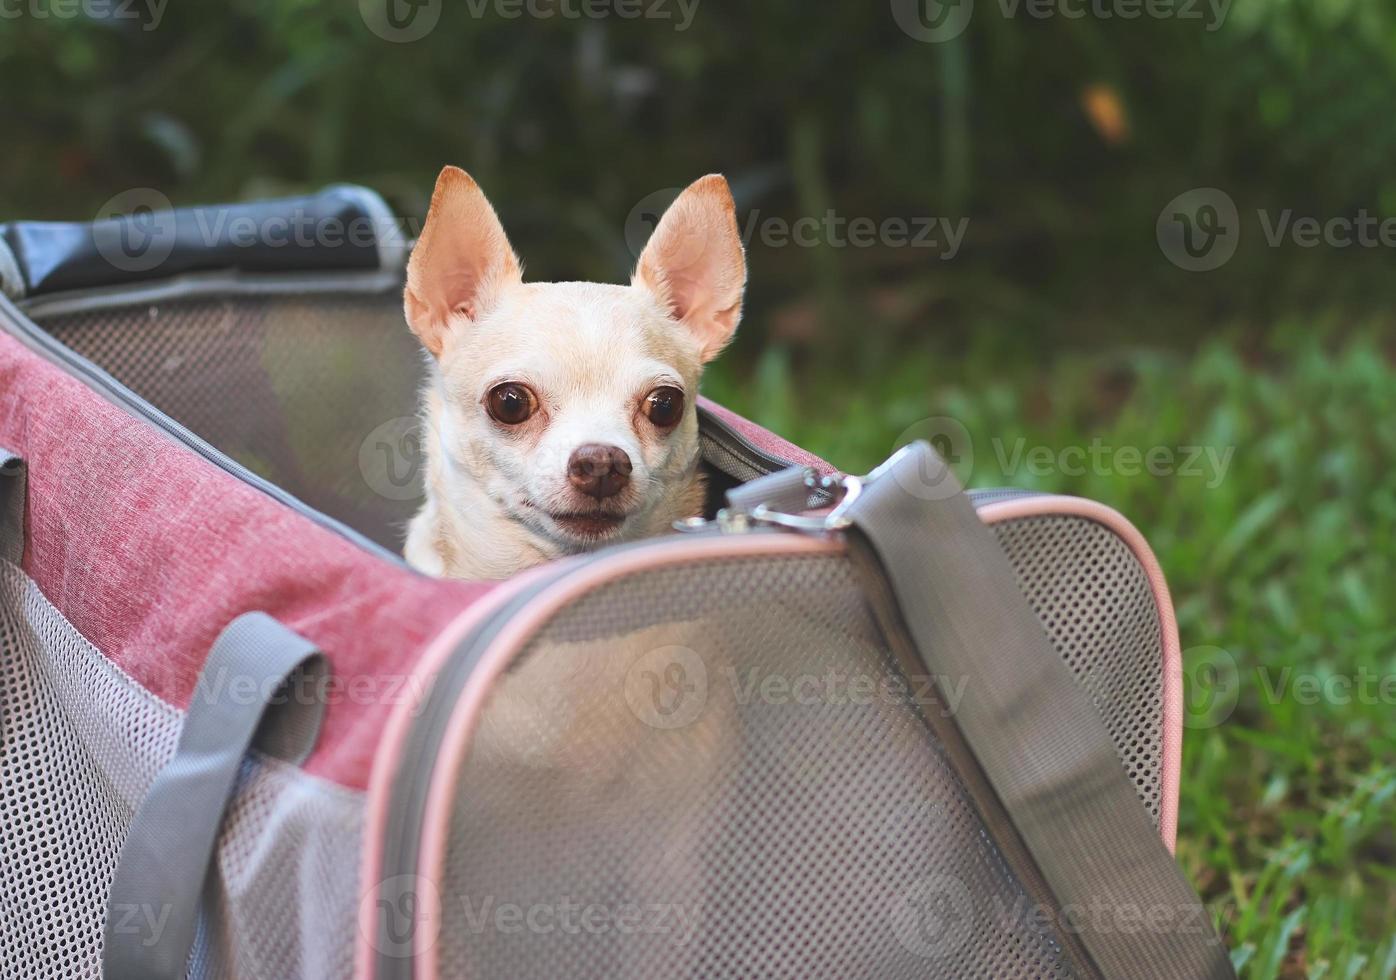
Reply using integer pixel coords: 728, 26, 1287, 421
102, 612, 329, 980
0, 184, 404, 300
0, 447, 24, 564
830, 443, 1234, 979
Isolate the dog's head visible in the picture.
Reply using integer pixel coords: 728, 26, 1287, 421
404, 167, 746, 554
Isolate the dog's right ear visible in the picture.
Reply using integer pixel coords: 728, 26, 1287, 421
633, 174, 746, 363
404, 166, 522, 357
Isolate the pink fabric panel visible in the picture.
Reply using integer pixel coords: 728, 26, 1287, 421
0, 330, 489, 791
699, 396, 837, 475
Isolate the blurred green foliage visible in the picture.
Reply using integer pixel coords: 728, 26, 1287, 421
5, 0, 1396, 355
709, 324, 1396, 977
3, 0, 1395, 974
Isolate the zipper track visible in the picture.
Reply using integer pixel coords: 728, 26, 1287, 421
696, 405, 807, 481
967, 487, 1047, 505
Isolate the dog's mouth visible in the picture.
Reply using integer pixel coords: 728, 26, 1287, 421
542, 509, 629, 541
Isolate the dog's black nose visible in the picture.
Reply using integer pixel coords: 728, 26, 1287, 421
567, 444, 633, 499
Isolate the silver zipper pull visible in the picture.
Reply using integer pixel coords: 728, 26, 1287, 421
674, 443, 915, 536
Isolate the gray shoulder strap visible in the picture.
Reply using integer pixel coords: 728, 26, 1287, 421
103, 612, 329, 980
0, 447, 24, 564
841, 443, 1233, 979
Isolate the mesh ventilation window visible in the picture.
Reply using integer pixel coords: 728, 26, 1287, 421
439, 554, 1086, 979
0, 564, 180, 979
34, 293, 426, 551
436, 514, 1166, 978
993, 514, 1166, 822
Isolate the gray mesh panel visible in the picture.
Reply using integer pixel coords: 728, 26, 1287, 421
0, 564, 179, 978
994, 514, 1165, 823
0, 561, 364, 979
33, 293, 426, 551
189, 758, 365, 980
435, 514, 1165, 978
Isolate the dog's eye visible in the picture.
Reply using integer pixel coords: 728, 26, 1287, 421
486, 383, 538, 425
643, 386, 686, 429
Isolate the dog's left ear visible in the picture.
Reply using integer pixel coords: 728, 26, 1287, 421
633, 174, 746, 362
405, 166, 522, 357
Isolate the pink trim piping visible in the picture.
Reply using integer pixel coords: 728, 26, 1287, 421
979, 496, 1183, 854
352, 561, 569, 980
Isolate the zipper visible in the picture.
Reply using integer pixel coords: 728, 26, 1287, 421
696, 405, 820, 484
695, 411, 1044, 518
696, 411, 1047, 511
967, 487, 1047, 506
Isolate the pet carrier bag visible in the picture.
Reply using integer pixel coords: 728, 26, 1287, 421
0, 187, 1233, 979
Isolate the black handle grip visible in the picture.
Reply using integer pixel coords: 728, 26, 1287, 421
0, 184, 399, 299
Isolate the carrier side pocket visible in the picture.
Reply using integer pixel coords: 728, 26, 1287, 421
102, 613, 329, 980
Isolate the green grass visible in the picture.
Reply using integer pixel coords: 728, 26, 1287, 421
706, 324, 1396, 978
